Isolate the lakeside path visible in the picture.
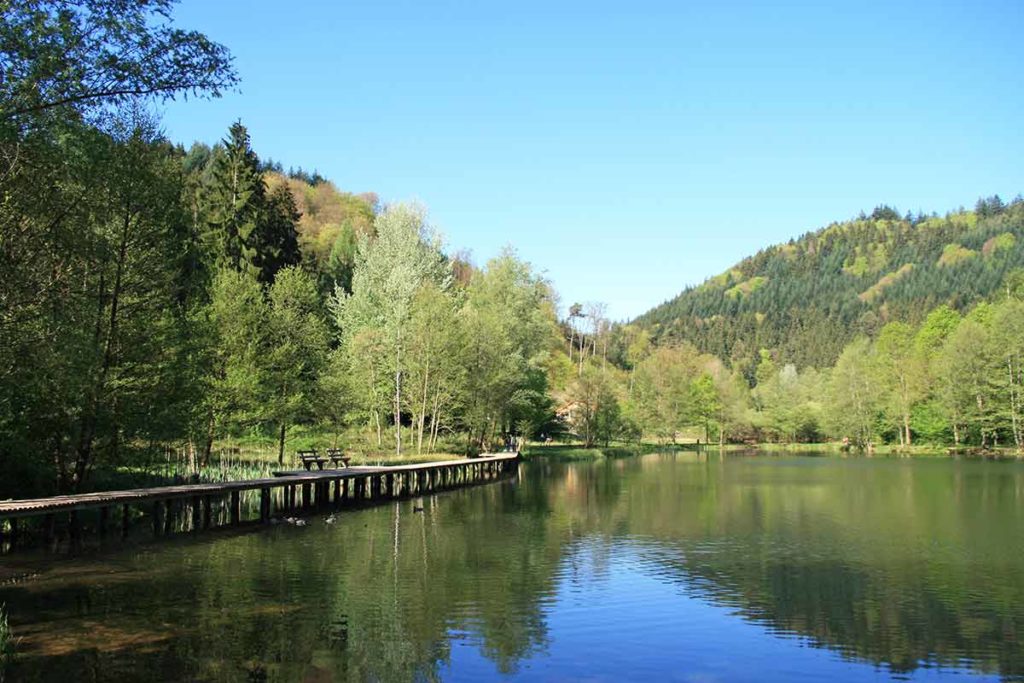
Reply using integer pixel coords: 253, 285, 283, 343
0, 453, 520, 547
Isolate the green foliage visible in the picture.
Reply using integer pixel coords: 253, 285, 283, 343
266, 267, 330, 462
636, 199, 1024, 370
937, 243, 977, 267
982, 232, 1016, 258
0, 0, 237, 124
200, 122, 301, 285
725, 276, 767, 298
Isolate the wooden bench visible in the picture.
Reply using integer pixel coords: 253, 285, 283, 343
325, 448, 351, 468
298, 449, 329, 471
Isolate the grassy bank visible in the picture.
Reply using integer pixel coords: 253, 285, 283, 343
522, 442, 692, 461
524, 441, 1024, 461
82, 427, 468, 494
718, 442, 1023, 458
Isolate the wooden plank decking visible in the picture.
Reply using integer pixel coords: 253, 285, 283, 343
0, 453, 518, 519
0, 453, 520, 548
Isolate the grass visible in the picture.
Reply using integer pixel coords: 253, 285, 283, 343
523, 440, 1024, 461
717, 441, 1024, 457
522, 442, 688, 461
79, 426, 471, 493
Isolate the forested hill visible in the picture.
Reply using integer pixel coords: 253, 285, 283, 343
635, 197, 1024, 370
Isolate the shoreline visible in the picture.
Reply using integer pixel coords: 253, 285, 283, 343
523, 441, 1024, 460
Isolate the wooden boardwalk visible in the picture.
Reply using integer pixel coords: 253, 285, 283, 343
0, 453, 519, 548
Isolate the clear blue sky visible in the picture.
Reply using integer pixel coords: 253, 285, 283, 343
161, 0, 1024, 320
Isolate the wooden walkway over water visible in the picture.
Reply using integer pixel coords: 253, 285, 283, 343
0, 453, 519, 549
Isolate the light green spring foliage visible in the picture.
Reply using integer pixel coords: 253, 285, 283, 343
937, 243, 977, 267
824, 338, 879, 448
333, 203, 450, 342
330, 204, 452, 453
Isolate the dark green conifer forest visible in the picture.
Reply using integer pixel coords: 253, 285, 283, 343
637, 202, 1024, 371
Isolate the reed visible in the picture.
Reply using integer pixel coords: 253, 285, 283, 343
0, 603, 13, 679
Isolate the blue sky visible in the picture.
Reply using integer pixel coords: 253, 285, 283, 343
161, 0, 1024, 320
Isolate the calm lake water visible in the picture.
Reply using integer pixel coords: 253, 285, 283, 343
2, 452, 1023, 682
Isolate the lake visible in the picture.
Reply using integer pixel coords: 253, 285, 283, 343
2, 451, 1023, 682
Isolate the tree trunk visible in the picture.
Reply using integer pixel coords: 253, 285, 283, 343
1009, 355, 1022, 450
416, 358, 430, 454
73, 201, 135, 492
203, 415, 215, 468
278, 422, 287, 465
429, 387, 442, 453
394, 344, 402, 456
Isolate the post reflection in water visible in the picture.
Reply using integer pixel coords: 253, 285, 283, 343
1, 452, 1022, 682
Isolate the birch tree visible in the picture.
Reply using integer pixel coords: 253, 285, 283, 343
331, 203, 450, 455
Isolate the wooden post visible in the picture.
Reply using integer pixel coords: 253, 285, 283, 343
260, 487, 271, 522
99, 506, 109, 538
122, 505, 130, 539
69, 510, 81, 549
302, 482, 311, 508
164, 499, 174, 535
334, 478, 341, 505
43, 513, 55, 545
230, 491, 241, 525
153, 501, 163, 536
386, 473, 394, 498
7, 517, 18, 548
203, 496, 213, 529
192, 495, 202, 531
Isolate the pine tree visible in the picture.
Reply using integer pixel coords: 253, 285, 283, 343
203, 122, 264, 278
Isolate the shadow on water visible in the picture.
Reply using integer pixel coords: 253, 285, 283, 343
2, 451, 1023, 681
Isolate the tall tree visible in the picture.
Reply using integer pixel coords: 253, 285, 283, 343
266, 267, 329, 463
825, 338, 878, 450
874, 321, 925, 447
203, 122, 263, 276
332, 203, 451, 455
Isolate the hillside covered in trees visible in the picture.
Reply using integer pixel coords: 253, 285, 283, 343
635, 200, 1024, 370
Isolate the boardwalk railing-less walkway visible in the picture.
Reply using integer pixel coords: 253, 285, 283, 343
0, 453, 520, 550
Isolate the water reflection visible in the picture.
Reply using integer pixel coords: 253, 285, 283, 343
2, 452, 1023, 681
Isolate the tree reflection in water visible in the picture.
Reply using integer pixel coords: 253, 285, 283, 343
1, 452, 1022, 681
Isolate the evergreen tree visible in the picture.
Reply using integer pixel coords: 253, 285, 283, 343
203, 122, 264, 277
